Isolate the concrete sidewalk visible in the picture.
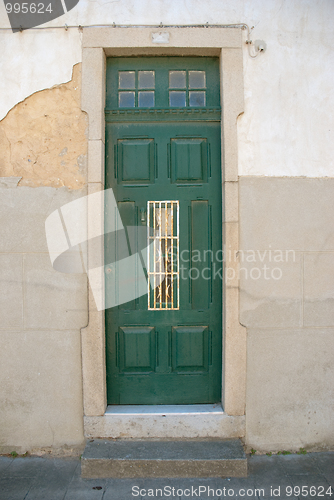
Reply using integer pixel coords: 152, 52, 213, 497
0, 452, 333, 500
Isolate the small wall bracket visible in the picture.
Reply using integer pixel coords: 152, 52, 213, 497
244, 25, 267, 58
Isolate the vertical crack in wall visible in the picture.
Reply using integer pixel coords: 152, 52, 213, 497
0, 63, 88, 189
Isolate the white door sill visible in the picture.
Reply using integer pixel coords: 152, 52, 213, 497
105, 404, 224, 415
84, 404, 245, 439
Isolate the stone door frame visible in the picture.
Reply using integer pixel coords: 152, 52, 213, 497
80, 26, 246, 436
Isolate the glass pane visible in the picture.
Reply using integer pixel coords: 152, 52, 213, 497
169, 71, 186, 88
189, 91, 206, 107
119, 91, 135, 107
147, 201, 179, 310
138, 91, 155, 107
138, 71, 155, 89
189, 71, 206, 88
169, 91, 186, 107
118, 71, 135, 89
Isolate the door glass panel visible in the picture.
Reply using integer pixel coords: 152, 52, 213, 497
169, 71, 186, 88
169, 91, 186, 107
189, 91, 206, 107
116, 68, 209, 109
119, 91, 135, 107
138, 91, 155, 108
138, 71, 155, 89
189, 70, 206, 88
118, 71, 136, 89
147, 201, 179, 310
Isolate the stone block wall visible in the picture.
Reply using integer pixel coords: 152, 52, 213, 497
239, 177, 334, 452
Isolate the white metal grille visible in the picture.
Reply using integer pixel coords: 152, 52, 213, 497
147, 201, 179, 310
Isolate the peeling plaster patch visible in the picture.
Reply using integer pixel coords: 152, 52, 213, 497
0, 64, 87, 189
0, 30, 82, 121
59, 147, 68, 156
0, 176, 22, 188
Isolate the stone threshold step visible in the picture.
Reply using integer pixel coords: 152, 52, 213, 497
81, 438, 247, 478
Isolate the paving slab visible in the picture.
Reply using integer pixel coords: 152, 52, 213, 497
289, 474, 333, 500
311, 452, 334, 485
63, 465, 106, 500
279, 453, 322, 475
3, 457, 49, 479
0, 458, 13, 474
0, 476, 34, 500
24, 460, 79, 500
248, 454, 287, 476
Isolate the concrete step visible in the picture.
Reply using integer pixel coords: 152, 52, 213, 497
81, 439, 247, 478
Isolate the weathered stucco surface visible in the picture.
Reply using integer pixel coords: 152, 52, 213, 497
0, 29, 82, 121
1, 0, 333, 177
0, 63, 87, 188
240, 177, 334, 452
0, 186, 88, 454
0, 1, 333, 453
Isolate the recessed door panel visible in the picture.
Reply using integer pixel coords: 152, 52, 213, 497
190, 200, 211, 310
171, 138, 207, 183
118, 327, 155, 373
172, 326, 209, 373
118, 138, 155, 184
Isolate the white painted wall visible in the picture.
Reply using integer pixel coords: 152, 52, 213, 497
0, 29, 82, 119
0, 0, 333, 176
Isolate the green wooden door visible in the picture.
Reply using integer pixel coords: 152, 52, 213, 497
105, 57, 222, 404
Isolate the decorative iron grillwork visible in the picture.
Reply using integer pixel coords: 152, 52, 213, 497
147, 201, 179, 310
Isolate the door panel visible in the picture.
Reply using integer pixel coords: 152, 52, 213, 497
118, 327, 156, 373
171, 138, 208, 183
118, 138, 155, 184
190, 200, 211, 310
172, 326, 209, 373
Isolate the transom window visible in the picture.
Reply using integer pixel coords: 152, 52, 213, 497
117, 70, 207, 109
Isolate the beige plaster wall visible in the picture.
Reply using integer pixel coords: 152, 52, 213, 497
239, 177, 334, 451
0, 64, 87, 189
0, 186, 88, 454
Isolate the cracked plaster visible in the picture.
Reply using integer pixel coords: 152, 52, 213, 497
0, 63, 87, 189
